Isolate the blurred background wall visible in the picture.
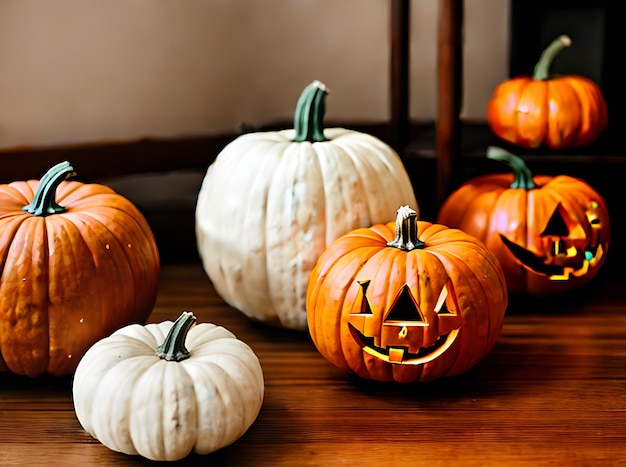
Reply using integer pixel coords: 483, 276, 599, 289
0, 0, 509, 150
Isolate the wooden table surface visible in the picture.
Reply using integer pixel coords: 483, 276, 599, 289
2, 263, 625, 466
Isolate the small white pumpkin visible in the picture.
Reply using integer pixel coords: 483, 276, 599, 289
72, 311, 264, 461
195, 80, 418, 331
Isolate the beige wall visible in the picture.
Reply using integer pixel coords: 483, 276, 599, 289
0, 0, 509, 150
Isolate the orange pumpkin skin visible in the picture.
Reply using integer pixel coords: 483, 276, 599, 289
437, 148, 610, 297
306, 207, 507, 383
487, 35, 608, 150
0, 162, 160, 377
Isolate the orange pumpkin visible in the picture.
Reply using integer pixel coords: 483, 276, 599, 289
437, 147, 610, 297
306, 206, 507, 383
487, 35, 608, 150
0, 161, 160, 377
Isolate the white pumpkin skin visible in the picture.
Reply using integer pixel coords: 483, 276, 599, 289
72, 312, 264, 461
195, 81, 418, 330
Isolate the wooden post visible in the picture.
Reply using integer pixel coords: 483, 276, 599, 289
436, 0, 463, 205
390, 0, 410, 152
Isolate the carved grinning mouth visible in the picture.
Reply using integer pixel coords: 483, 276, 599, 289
348, 323, 459, 365
500, 234, 603, 280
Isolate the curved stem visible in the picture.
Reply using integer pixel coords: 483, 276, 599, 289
387, 205, 424, 251
487, 146, 537, 190
23, 161, 76, 216
156, 311, 197, 362
292, 80, 329, 143
533, 35, 571, 80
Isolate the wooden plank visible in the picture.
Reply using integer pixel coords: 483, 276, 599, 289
1, 260, 625, 466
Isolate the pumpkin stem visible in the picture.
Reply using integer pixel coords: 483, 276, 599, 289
387, 205, 424, 251
292, 80, 329, 143
156, 311, 197, 362
487, 146, 537, 190
23, 161, 76, 216
532, 34, 571, 80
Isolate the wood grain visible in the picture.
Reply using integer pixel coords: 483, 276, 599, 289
1, 263, 625, 466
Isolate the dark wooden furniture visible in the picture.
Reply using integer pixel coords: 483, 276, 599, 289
390, 0, 626, 271
2, 262, 626, 466
389, 0, 463, 206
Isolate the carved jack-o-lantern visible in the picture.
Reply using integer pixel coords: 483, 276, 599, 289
500, 200, 605, 281
306, 206, 507, 383
348, 279, 462, 366
437, 146, 610, 296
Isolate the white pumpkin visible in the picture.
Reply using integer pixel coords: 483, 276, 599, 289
72, 312, 264, 462
195, 80, 418, 330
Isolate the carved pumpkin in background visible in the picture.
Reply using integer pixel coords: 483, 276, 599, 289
437, 147, 610, 297
306, 206, 507, 383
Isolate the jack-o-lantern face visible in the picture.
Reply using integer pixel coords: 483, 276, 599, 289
500, 201, 606, 281
348, 279, 462, 365
437, 147, 611, 296
306, 205, 508, 383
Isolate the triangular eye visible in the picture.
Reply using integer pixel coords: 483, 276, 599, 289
586, 201, 601, 227
435, 280, 456, 316
385, 284, 423, 323
540, 204, 569, 237
350, 280, 373, 316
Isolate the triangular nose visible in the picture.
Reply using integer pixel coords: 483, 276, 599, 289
385, 284, 424, 324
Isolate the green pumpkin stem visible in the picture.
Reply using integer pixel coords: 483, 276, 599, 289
487, 146, 537, 190
23, 161, 76, 216
532, 34, 571, 80
387, 205, 424, 251
156, 311, 197, 362
292, 80, 329, 143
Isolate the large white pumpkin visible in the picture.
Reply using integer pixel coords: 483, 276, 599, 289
195, 81, 418, 330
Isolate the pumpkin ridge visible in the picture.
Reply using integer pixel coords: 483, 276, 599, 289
67, 209, 158, 323
217, 139, 279, 321
333, 137, 417, 221
560, 77, 599, 146
178, 339, 263, 450
547, 79, 583, 148
0, 216, 51, 375
45, 215, 99, 375
264, 143, 322, 329
428, 248, 503, 368
460, 190, 505, 239
314, 247, 380, 367
0, 216, 27, 282
0, 183, 35, 208
512, 79, 532, 144
54, 181, 111, 205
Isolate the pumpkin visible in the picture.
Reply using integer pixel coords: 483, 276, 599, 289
306, 205, 507, 383
437, 146, 610, 296
195, 80, 417, 331
0, 161, 160, 377
72, 311, 264, 461
487, 34, 608, 150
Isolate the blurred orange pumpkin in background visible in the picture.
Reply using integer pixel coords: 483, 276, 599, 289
487, 35, 608, 150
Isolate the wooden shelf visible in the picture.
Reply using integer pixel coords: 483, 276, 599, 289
405, 122, 626, 163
